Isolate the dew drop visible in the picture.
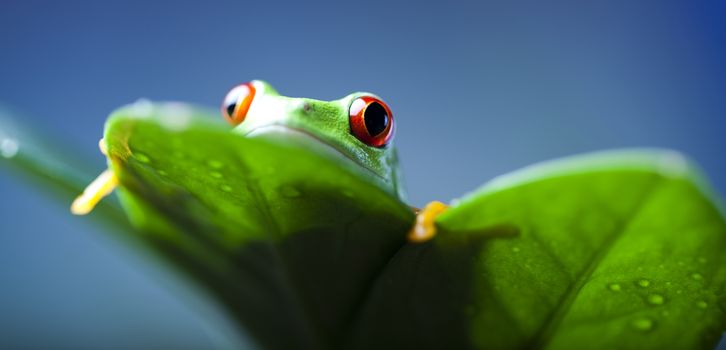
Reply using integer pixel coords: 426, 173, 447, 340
280, 185, 301, 198
630, 318, 654, 332
220, 185, 232, 192
135, 153, 151, 164
691, 273, 703, 281
0, 138, 19, 158
512, 247, 521, 253
608, 283, 622, 292
207, 159, 224, 169
158, 170, 168, 176
647, 294, 665, 305
637, 279, 651, 288
210, 171, 223, 179
696, 300, 708, 309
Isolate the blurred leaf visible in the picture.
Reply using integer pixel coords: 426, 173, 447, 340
0, 105, 129, 229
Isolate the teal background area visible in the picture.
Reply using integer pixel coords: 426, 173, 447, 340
1, 0, 725, 348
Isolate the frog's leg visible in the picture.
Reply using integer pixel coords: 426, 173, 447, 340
407, 201, 448, 242
70, 139, 118, 215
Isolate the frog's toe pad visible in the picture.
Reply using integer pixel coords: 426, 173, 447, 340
407, 201, 448, 243
71, 169, 118, 215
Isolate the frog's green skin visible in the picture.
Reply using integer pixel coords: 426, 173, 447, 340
238, 80, 406, 200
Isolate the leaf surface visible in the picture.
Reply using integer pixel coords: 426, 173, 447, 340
102, 102, 414, 349
346, 150, 726, 349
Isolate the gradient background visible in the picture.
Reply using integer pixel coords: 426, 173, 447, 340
1, 0, 725, 348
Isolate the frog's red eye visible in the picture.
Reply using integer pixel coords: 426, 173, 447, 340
349, 96, 394, 148
222, 82, 256, 126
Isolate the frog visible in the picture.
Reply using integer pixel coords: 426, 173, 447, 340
71, 80, 447, 242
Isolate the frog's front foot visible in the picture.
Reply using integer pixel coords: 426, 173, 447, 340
70, 138, 118, 215
407, 201, 448, 243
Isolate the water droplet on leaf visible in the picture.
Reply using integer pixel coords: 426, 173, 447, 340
512, 247, 520, 253
637, 279, 651, 288
135, 153, 151, 164
220, 185, 232, 192
696, 300, 708, 309
608, 283, 621, 292
207, 159, 224, 169
691, 273, 703, 281
210, 171, 223, 179
0, 138, 19, 158
647, 294, 665, 305
631, 318, 655, 332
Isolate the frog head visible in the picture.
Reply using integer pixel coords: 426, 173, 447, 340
222, 80, 405, 200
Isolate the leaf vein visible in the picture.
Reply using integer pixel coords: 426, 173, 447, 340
527, 177, 664, 349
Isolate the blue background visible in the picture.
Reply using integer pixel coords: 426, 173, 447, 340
1, 0, 725, 348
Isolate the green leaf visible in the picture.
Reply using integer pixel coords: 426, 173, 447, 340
346, 150, 726, 349
102, 102, 414, 349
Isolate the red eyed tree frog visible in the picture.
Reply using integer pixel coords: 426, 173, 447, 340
71, 80, 446, 242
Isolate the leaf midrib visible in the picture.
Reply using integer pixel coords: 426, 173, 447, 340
527, 177, 664, 349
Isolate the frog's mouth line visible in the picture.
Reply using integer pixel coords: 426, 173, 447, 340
243, 124, 385, 181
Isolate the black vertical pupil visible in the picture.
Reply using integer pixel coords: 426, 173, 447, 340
226, 102, 237, 117
364, 102, 388, 136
